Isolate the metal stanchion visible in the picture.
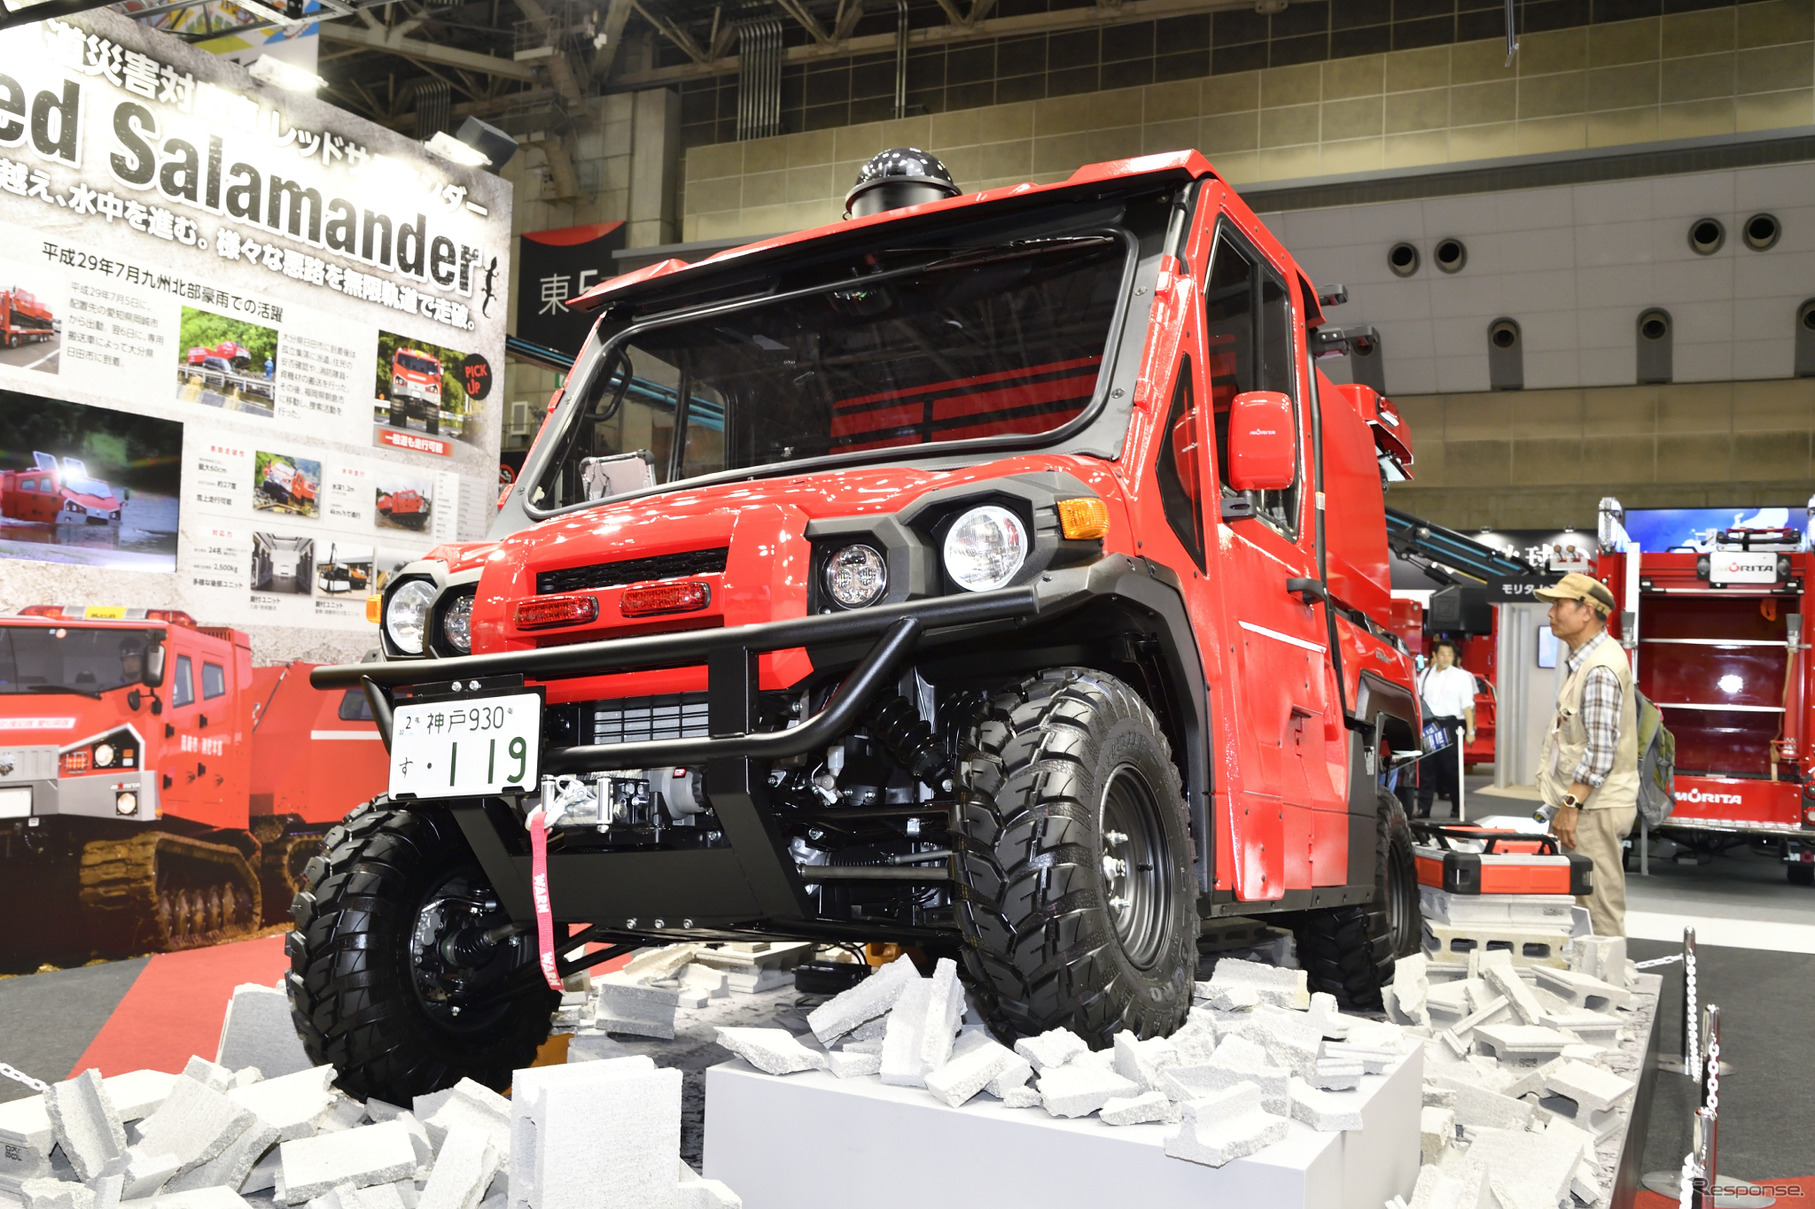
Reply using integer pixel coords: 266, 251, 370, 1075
1658, 927, 1699, 1075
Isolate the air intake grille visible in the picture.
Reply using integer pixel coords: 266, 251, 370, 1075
537, 548, 728, 596
591, 693, 711, 745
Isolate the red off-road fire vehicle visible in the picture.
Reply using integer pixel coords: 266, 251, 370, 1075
377, 488, 431, 529
387, 348, 444, 434
0, 453, 124, 527
298, 150, 1426, 1103
0, 607, 386, 965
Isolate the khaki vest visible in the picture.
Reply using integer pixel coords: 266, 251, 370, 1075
1536, 634, 1640, 812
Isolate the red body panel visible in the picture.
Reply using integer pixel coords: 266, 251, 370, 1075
247, 664, 388, 825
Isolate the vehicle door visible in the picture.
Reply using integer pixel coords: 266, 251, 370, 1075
1190, 209, 1343, 896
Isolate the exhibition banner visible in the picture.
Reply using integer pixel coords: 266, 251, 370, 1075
516, 220, 623, 356
0, 9, 511, 662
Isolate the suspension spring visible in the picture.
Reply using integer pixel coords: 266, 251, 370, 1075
867, 695, 950, 788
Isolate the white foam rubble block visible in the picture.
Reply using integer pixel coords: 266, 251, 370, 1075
876, 979, 933, 1088
1192, 981, 1260, 1012
1011, 1030, 1087, 1074
1387, 956, 1429, 1028
1422, 922, 1570, 969
509, 1056, 691, 1209
1479, 958, 1546, 1026
102, 1076, 178, 1128
982, 1057, 1035, 1102
393, 1114, 432, 1176
1463, 1126, 1581, 1209
805, 957, 919, 1046
915, 961, 966, 1078
1172, 1035, 1288, 1114
1421, 983, 1470, 1029
592, 977, 680, 1041
214, 987, 313, 1081
45, 1070, 128, 1182
164, 1117, 280, 1195
1418, 888, 1576, 930
226, 1068, 337, 1143
722, 970, 790, 996
1418, 1107, 1455, 1164
360, 1104, 404, 1126
824, 1050, 881, 1080
1205, 958, 1309, 1010
1110, 1035, 1180, 1095
673, 1163, 740, 1209
711, 1029, 828, 1077
924, 1034, 1021, 1109
1321, 1043, 1396, 1076
1286, 1078, 1364, 1131
181, 1062, 234, 1095
1168, 1017, 1217, 1067
1538, 1061, 1635, 1137
240, 1148, 281, 1195
1241, 1010, 1323, 1082
1162, 1082, 1289, 1169
1406, 1163, 1489, 1209
414, 1126, 500, 1209
565, 1035, 633, 1065
312, 1097, 366, 1135
1569, 936, 1627, 985
1035, 1063, 1139, 1119
689, 942, 813, 972
421, 1081, 510, 1157
1300, 994, 1353, 1041
619, 945, 704, 985
1447, 1083, 1535, 1135
1539, 1011, 1624, 1049
839, 1038, 882, 1057
19, 1179, 95, 1209
1098, 1092, 1180, 1126
109, 1149, 182, 1199
1470, 1024, 1573, 1064
1529, 966, 1631, 1013
845, 1015, 887, 1045
1306, 1058, 1363, 1092
131, 1078, 259, 1177
277, 1123, 417, 1204
150, 1189, 257, 1209
679, 967, 729, 1000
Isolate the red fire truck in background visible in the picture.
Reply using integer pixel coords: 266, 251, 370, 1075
260, 460, 318, 511
0, 453, 125, 527
186, 341, 252, 369
1, 286, 54, 347
1596, 500, 1815, 882
0, 607, 387, 965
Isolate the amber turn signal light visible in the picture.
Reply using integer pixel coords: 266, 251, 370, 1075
365, 595, 383, 624
515, 594, 601, 630
620, 581, 711, 618
1056, 497, 1110, 541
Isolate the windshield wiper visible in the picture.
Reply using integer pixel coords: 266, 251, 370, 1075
19, 684, 105, 699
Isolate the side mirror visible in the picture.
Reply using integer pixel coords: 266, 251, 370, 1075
1225, 391, 1296, 492
144, 642, 166, 688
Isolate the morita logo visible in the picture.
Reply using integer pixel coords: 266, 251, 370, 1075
1680, 786, 1743, 805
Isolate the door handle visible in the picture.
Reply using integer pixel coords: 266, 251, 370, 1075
1286, 577, 1328, 605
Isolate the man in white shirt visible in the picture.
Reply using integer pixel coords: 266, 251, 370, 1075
1417, 638, 1477, 818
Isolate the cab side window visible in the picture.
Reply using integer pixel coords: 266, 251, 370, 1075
201, 661, 226, 700
1154, 359, 1205, 571
172, 655, 194, 707
1200, 224, 1302, 538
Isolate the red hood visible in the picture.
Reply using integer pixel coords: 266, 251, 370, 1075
461, 455, 1127, 693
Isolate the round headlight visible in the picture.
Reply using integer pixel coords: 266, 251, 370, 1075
115, 791, 137, 815
824, 545, 887, 608
94, 743, 116, 768
442, 593, 475, 654
943, 505, 1028, 592
385, 579, 437, 655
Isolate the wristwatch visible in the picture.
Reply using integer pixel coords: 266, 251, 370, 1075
1558, 793, 1582, 809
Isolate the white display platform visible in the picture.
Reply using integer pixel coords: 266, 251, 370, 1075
703, 1046, 1422, 1209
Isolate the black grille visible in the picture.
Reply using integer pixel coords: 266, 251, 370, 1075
591, 693, 711, 745
536, 547, 729, 595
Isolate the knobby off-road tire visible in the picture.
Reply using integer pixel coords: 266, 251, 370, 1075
287, 799, 555, 1104
1293, 787, 1419, 1010
954, 668, 1197, 1048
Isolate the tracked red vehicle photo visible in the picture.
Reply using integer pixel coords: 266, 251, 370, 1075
0, 607, 387, 968
298, 149, 1426, 1104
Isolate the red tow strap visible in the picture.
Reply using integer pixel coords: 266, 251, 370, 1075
526, 807, 561, 990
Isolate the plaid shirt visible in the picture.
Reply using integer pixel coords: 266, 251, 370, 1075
1564, 630, 1621, 788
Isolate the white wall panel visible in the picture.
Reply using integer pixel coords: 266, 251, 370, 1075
1264, 161, 1815, 394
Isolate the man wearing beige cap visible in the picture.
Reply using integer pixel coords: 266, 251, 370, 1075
1534, 572, 1637, 938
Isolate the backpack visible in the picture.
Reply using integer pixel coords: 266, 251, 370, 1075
1633, 687, 1676, 828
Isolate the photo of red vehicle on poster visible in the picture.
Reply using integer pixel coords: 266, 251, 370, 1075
0, 389, 180, 571
252, 451, 321, 519
373, 475, 433, 532
0, 257, 61, 375
371, 330, 483, 451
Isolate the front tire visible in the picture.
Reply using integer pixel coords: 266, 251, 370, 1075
287, 800, 556, 1103
1292, 787, 1419, 1010
954, 668, 1196, 1048
1789, 862, 1814, 887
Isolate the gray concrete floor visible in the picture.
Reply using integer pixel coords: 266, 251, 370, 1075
0, 958, 150, 1103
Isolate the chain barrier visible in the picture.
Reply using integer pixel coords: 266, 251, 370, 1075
1634, 952, 1683, 969
0, 1061, 49, 1093
1682, 928, 1699, 1076
1676, 1150, 1699, 1209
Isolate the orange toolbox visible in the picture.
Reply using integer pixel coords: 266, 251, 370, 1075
1409, 822, 1593, 897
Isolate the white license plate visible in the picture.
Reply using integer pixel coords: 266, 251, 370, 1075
389, 692, 542, 800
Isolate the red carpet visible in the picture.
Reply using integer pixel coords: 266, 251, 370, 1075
69, 936, 289, 1078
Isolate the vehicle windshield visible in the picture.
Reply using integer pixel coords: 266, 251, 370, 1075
63, 472, 113, 497
0, 626, 158, 695
530, 234, 1129, 510
397, 354, 439, 375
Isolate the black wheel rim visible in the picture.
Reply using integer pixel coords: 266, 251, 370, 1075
407, 869, 535, 1032
1098, 763, 1171, 970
